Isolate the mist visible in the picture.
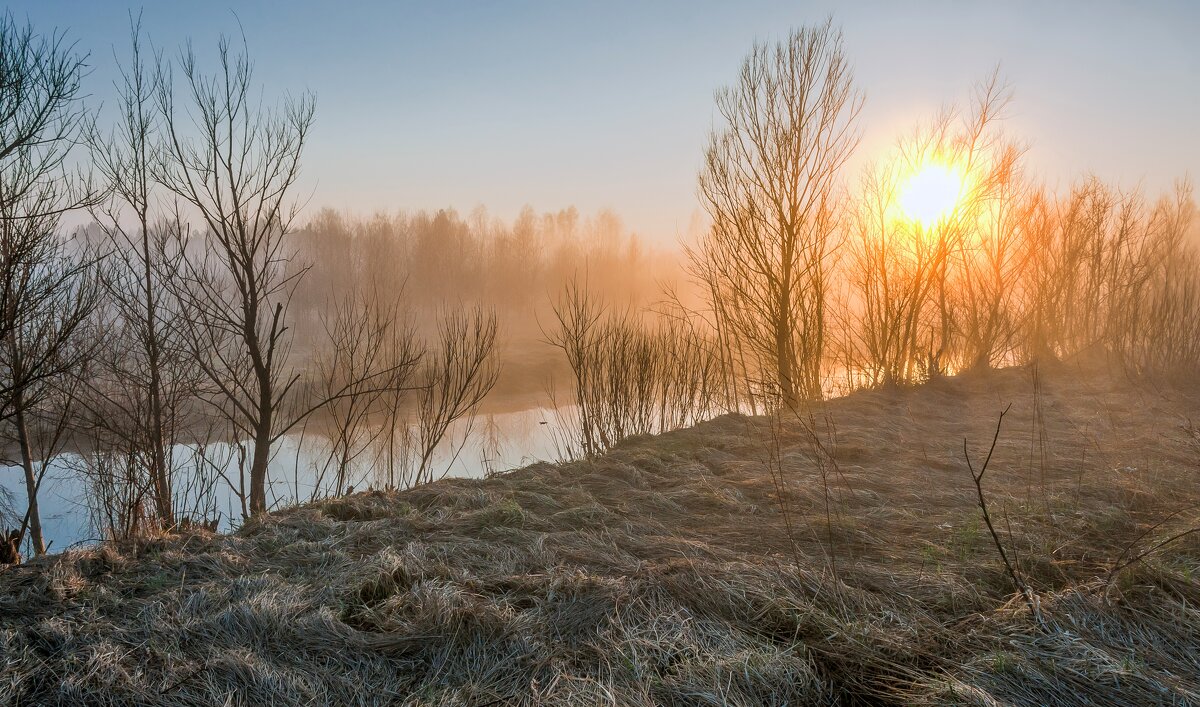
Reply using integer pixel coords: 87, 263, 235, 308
1, 6, 1198, 705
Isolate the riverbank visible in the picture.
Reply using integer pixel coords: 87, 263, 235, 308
1, 362, 1197, 704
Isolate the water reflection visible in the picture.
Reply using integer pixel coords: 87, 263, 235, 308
1, 406, 572, 552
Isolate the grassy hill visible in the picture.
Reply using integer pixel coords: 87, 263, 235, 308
1, 363, 1198, 705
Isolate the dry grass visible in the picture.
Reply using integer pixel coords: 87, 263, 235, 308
1, 362, 1198, 705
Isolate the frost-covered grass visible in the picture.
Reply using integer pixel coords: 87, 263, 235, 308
1, 362, 1197, 705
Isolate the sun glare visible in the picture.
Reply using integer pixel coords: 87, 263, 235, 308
896, 163, 965, 228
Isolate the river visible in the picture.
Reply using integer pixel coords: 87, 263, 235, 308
0, 406, 574, 552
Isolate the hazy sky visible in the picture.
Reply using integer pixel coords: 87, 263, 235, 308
11, 1, 1200, 242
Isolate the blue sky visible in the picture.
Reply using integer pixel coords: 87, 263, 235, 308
10, 1, 1200, 242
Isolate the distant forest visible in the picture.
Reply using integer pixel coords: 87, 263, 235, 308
287, 206, 681, 338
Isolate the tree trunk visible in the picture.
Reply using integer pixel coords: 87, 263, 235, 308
933, 245, 952, 378
775, 318, 797, 408
13, 392, 45, 555
777, 247, 798, 408
249, 420, 271, 516
143, 225, 173, 528
147, 369, 172, 525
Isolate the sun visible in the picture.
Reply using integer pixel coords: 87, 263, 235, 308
896, 162, 965, 228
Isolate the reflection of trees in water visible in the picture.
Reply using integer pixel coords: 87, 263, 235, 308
1, 404, 570, 551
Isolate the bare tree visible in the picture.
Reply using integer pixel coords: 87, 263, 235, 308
918, 75, 1021, 376
0, 361, 89, 556
954, 170, 1034, 370
0, 12, 94, 225
84, 17, 201, 530
691, 19, 862, 405
156, 35, 314, 516
0, 13, 99, 555
845, 74, 1020, 384
0, 206, 99, 556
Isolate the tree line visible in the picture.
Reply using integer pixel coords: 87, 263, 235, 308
287, 204, 676, 342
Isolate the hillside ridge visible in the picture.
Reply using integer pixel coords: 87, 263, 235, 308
1, 363, 1198, 705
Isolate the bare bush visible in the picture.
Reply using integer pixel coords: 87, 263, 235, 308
546, 279, 724, 457
407, 305, 501, 486
307, 286, 420, 498
1018, 179, 1199, 375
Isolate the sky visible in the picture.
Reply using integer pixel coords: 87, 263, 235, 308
9, 0, 1200, 243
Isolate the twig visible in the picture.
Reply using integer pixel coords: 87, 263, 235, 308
1106, 502, 1200, 586
964, 403, 1042, 623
